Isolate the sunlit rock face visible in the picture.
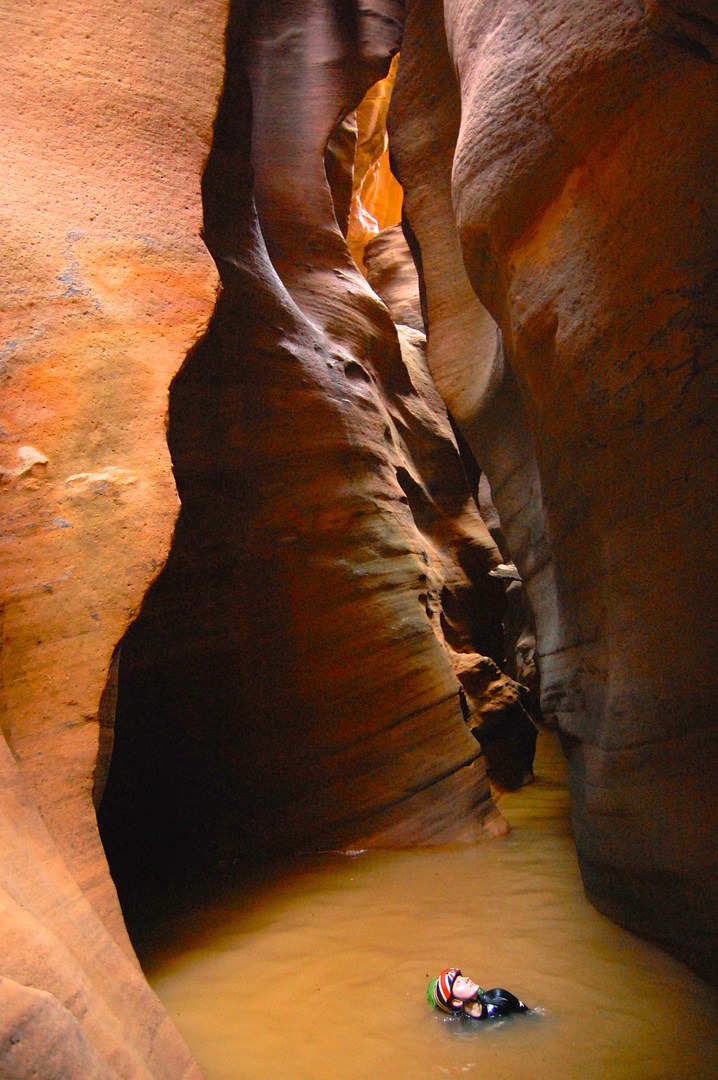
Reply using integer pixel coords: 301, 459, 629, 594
339, 57, 405, 273
392, 0, 718, 982
98, 0, 515, 889
0, 0, 225, 1074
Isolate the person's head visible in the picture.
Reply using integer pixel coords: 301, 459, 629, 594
428, 968, 479, 1014
451, 974, 481, 1001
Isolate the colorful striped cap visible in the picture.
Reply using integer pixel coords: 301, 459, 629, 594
431, 968, 463, 1013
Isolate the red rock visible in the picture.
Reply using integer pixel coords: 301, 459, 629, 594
1, 0, 225, 1073
394, 0, 718, 982
99, 3, 513, 885
6, 1, 715, 1071
363, 224, 425, 332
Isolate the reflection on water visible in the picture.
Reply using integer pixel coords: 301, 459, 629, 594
132, 734, 718, 1079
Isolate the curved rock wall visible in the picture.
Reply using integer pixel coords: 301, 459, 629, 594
0, 1, 226, 1074
392, 0, 718, 982
98, 0, 520, 889
3, 0, 716, 1071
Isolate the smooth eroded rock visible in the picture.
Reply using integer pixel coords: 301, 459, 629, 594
1, 0, 226, 1073
99, 1, 517, 888
395, 0, 718, 982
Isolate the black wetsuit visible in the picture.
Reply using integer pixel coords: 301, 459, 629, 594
472, 988, 528, 1018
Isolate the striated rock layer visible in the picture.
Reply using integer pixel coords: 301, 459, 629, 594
99, 0, 518, 888
3, 2, 526, 1069
391, 0, 718, 982
4, 0, 716, 1072
0, 0, 226, 1074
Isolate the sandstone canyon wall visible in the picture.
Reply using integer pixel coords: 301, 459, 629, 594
390, 0, 718, 983
98, 0, 520, 888
1, 2, 527, 1073
0, 1, 225, 1075
1, 0, 717, 1075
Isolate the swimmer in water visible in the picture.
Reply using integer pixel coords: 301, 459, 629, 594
427, 968, 529, 1019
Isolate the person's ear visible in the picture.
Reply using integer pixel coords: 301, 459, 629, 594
451, 999, 463, 1009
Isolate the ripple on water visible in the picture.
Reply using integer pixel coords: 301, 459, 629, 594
132, 733, 718, 1080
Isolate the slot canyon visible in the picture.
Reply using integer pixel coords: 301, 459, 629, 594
1, 1, 717, 1076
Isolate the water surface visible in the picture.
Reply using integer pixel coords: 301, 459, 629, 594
134, 734, 718, 1079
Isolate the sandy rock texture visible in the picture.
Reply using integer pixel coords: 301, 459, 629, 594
98, 0, 518, 888
0, 0, 226, 1074
391, 0, 718, 982
364, 224, 425, 333
5, 0, 715, 1071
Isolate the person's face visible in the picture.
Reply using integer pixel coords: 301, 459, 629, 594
452, 975, 480, 1001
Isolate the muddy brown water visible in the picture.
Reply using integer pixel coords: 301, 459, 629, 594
133, 733, 718, 1079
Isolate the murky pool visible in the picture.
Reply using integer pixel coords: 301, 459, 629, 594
131, 734, 718, 1079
